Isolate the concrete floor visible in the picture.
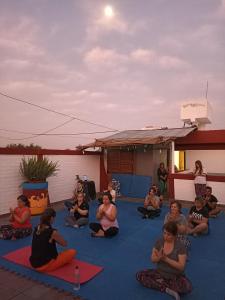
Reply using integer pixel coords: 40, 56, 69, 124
0, 267, 81, 300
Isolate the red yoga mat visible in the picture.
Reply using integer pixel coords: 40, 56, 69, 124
3, 246, 103, 284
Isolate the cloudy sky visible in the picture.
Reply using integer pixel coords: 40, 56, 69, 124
0, 0, 225, 149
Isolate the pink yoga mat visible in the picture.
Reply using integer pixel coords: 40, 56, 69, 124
3, 246, 103, 284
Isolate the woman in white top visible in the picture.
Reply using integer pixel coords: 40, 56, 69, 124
193, 160, 207, 197
89, 192, 119, 238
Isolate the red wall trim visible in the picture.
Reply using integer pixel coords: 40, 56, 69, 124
168, 175, 175, 199
176, 130, 225, 146
169, 173, 225, 182
175, 144, 225, 150
0, 147, 100, 156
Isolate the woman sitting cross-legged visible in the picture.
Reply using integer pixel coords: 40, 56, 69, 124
136, 221, 192, 300
30, 208, 76, 272
89, 192, 119, 238
164, 201, 190, 250
137, 188, 161, 219
65, 192, 89, 228
0, 195, 32, 240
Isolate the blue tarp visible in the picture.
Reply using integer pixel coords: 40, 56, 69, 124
112, 173, 152, 198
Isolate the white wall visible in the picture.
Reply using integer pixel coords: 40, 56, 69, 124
47, 155, 100, 204
174, 179, 225, 204
0, 154, 100, 215
0, 155, 24, 215
186, 150, 225, 173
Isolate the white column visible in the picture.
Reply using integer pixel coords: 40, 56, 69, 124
171, 141, 175, 173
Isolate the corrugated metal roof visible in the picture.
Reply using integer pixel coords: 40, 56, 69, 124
98, 127, 196, 141
78, 127, 196, 149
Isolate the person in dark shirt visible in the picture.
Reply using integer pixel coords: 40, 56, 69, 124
64, 180, 84, 210
30, 208, 76, 271
187, 197, 209, 236
65, 192, 89, 228
204, 186, 221, 217
157, 163, 168, 201
136, 221, 192, 300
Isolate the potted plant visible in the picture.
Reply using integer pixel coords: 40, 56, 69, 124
20, 156, 59, 215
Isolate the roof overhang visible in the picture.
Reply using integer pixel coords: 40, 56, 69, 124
77, 127, 196, 150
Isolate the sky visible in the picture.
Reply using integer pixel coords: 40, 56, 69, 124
0, 0, 225, 149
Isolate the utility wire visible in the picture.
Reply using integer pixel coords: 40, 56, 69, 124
0, 128, 116, 136
0, 91, 118, 131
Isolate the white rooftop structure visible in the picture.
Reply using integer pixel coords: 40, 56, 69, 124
181, 99, 212, 129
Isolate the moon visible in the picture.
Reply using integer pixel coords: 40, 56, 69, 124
104, 5, 114, 18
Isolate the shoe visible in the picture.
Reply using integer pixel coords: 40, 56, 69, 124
65, 222, 70, 226
142, 215, 147, 219
73, 224, 79, 229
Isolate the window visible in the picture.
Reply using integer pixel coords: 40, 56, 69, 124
174, 151, 186, 172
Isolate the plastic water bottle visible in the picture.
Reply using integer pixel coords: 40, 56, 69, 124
73, 265, 80, 291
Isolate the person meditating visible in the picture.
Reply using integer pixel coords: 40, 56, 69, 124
98, 182, 116, 205
164, 201, 187, 235
136, 221, 192, 300
64, 180, 84, 210
187, 196, 209, 236
204, 186, 221, 217
65, 192, 89, 228
164, 201, 190, 250
30, 208, 76, 272
89, 192, 119, 238
0, 195, 32, 240
137, 187, 161, 219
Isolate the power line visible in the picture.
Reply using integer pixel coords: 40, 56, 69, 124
0, 128, 116, 136
0, 91, 118, 131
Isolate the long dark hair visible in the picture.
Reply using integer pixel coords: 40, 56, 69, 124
17, 194, 30, 207
195, 160, 203, 174
37, 208, 56, 234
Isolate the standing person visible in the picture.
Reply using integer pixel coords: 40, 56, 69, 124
65, 192, 89, 228
193, 160, 207, 197
0, 195, 32, 240
137, 188, 161, 219
187, 197, 209, 236
204, 186, 221, 217
157, 163, 168, 201
136, 222, 192, 300
30, 208, 76, 272
89, 192, 119, 238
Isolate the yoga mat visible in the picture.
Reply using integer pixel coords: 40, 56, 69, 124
3, 246, 103, 284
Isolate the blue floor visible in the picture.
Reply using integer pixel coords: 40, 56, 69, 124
0, 200, 225, 300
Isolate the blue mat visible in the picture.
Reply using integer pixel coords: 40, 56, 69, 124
0, 200, 225, 300
112, 173, 152, 198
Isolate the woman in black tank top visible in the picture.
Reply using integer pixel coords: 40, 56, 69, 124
29, 208, 76, 272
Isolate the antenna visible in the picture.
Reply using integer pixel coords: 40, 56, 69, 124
205, 80, 209, 99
